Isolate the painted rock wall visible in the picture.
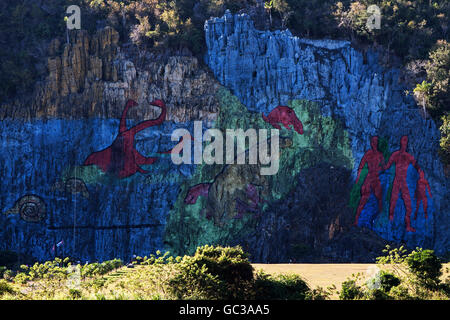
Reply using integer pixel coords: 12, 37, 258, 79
204, 12, 449, 257
0, 28, 220, 262
0, 13, 448, 263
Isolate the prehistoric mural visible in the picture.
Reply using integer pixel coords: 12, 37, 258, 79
351, 135, 435, 248
354, 136, 384, 226
4, 195, 47, 223
262, 105, 304, 134
84, 99, 167, 178
414, 169, 432, 220
0, 12, 446, 263
0, 88, 439, 261
353, 135, 434, 233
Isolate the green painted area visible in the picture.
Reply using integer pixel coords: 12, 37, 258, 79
60, 152, 186, 187
60, 165, 140, 187
164, 87, 354, 256
60, 165, 109, 185
269, 99, 353, 200
349, 165, 369, 211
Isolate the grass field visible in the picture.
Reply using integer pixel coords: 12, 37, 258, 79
253, 264, 376, 289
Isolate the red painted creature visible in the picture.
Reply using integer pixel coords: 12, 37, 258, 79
384, 136, 421, 232
354, 136, 385, 226
84, 99, 166, 178
262, 106, 304, 134
414, 169, 432, 220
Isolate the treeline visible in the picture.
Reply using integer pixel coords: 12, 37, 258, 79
0, 0, 448, 166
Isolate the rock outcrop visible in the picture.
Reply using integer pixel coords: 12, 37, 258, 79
1, 28, 220, 123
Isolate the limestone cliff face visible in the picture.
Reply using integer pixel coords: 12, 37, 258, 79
204, 12, 448, 256
1, 27, 219, 123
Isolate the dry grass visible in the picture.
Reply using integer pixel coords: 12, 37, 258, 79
253, 264, 375, 289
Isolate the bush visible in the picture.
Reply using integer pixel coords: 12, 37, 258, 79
168, 245, 254, 299
379, 271, 401, 293
80, 258, 123, 278
168, 245, 314, 300
68, 289, 82, 300
2, 269, 14, 281
168, 256, 225, 299
339, 279, 364, 300
14, 272, 30, 284
375, 245, 448, 299
254, 271, 310, 300
389, 285, 414, 300
305, 286, 334, 300
0, 280, 14, 296
406, 248, 442, 289
191, 245, 254, 284
366, 288, 390, 300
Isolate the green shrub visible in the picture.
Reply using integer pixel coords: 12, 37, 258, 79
389, 285, 414, 300
366, 288, 390, 300
14, 272, 31, 284
406, 248, 442, 289
2, 269, 14, 281
0, 280, 14, 296
254, 271, 310, 300
80, 258, 123, 278
375, 245, 448, 299
168, 257, 225, 299
379, 271, 401, 293
192, 245, 254, 285
339, 280, 364, 300
168, 245, 254, 299
305, 286, 334, 300
68, 289, 82, 300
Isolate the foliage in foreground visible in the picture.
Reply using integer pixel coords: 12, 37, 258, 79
338, 246, 450, 300
0, 245, 326, 300
0, 245, 448, 300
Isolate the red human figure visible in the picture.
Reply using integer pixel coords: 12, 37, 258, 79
184, 183, 211, 204
84, 99, 167, 178
354, 136, 385, 226
384, 136, 421, 232
262, 106, 304, 134
414, 169, 432, 220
